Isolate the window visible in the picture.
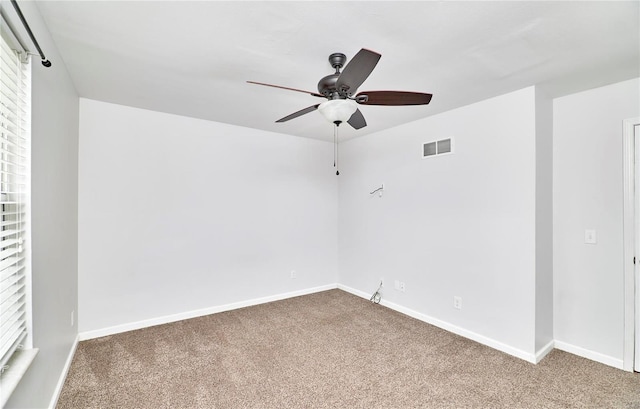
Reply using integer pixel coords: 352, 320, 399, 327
0, 16, 35, 405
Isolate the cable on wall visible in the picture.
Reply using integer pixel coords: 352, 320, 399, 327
10, 0, 51, 67
369, 184, 384, 197
370, 281, 382, 304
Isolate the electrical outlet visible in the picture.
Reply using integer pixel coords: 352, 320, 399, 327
394, 281, 406, 292
453, 296, 462, 310
290, 270, 297, 279
71, 310, 75, 327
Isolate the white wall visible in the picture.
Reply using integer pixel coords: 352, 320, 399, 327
535, 89, 554, 353
78, 99, 338, 334
553, 78, 640, 367
338, 87, 540, 358
4, 2, 80, 408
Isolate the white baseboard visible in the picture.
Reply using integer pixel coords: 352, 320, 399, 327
554, 340, 624, 370
78, 284, 338, 341
535, 340, 555, 363
338, 284, 538, 364
49, 335, 79, 409
340, 285, 624, 370
76, 283, 625, 372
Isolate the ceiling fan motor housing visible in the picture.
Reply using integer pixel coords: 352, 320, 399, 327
318, 73, 340, 98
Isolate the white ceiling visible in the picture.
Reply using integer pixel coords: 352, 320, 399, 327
35, 1, 639, 141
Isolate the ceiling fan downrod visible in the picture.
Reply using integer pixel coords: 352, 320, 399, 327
328, 52, 347, 72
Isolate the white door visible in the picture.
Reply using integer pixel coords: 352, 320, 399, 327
636, 123, 640, 371
623, 117, 640, 372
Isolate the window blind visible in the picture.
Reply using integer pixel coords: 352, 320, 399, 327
0, 21, 30, 372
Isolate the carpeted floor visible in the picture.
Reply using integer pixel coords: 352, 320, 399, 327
57, 289, 640, 408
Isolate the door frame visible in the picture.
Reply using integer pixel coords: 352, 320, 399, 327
622, 116, 640, 372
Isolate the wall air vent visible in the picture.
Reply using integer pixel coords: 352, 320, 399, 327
423, 141, 437, 157
423, 138, 453, 158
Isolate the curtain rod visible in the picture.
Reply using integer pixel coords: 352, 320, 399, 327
10, 0, 51, 67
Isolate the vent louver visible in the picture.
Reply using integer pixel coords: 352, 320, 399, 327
423, 141, 437, 157
423, 138, 453, 158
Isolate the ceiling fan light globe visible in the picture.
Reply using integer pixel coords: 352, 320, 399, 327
318, 99, 358, 124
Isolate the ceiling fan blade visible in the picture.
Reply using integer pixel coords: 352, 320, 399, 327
247, 81, 324, 98
335, 49, 381, 94
276, 104, 320, 123
355, 91, 433, 106
347, 108, 367, 130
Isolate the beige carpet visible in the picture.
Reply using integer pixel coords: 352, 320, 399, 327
57, 289, 640, 408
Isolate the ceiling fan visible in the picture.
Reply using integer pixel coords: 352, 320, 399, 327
247, 48, 433, 129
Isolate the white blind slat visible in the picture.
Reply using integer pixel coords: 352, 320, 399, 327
0, 228, 17, 238
0, 286, 25, 311
0, 237, 20, 248
0, 247, 21, 262
0, 319, 26, 358
0, 306, 26, 339
0, 331, 25, 370
0, 256, 24, 278
0, 220, 19, 228
0, 268, 24, 286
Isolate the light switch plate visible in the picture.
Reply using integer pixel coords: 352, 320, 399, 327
584, 229, 597, 244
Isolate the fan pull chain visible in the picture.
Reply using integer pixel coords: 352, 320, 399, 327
334, 122, 340, 176
333, 125, 338, 168
336, 130, 339, 176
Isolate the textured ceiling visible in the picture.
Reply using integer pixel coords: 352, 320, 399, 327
35, 1, 639, 141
